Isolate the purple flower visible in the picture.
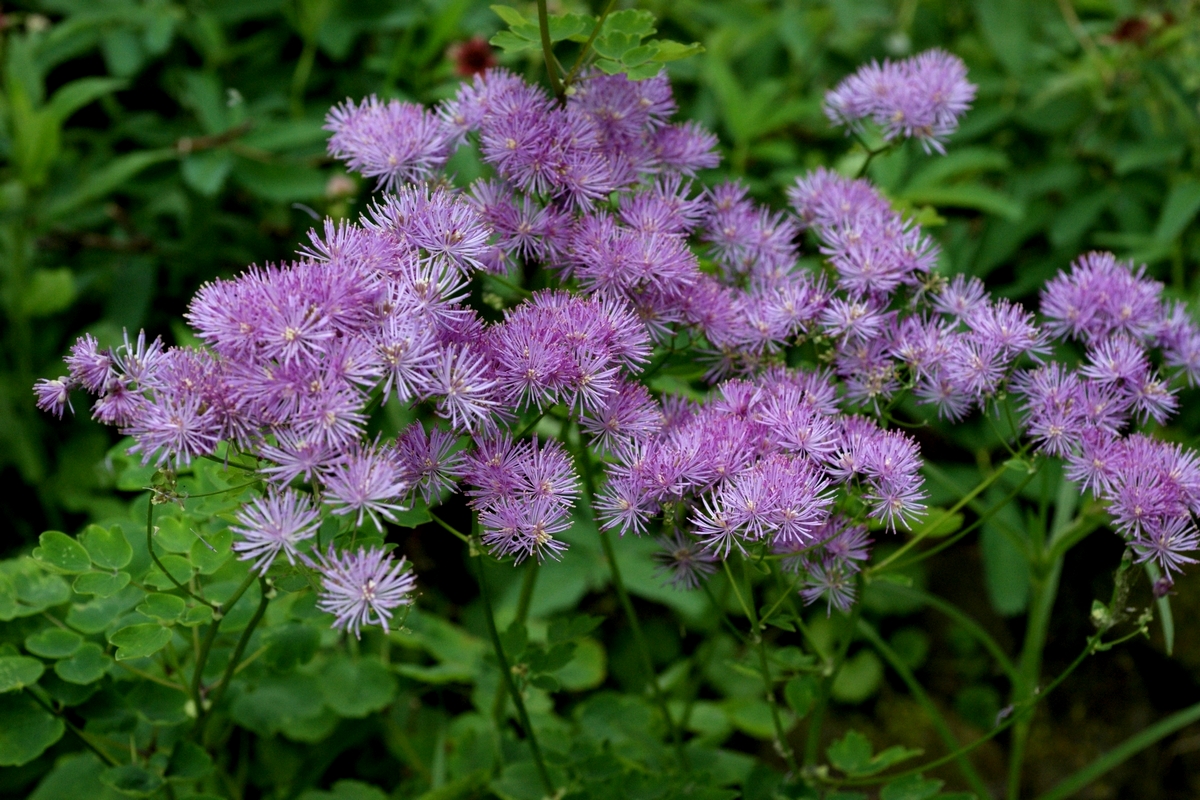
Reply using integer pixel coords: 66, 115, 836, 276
800, 561, 859, 615
315, 545, 417, 638
478, 495, 570, 563
322, 442, 410, 531
422, 345, 499, 432
34, 377, 73, 419
393, 425, 463, 504
326, 96, 451, 190
1131, 517, 1200, 575
230, 490, 321, 573
1041, 252, 1164, 344
65, 334, 112, 392
825, 49, 976, 154
653, 530, 717, 590
124, 392, 221, 468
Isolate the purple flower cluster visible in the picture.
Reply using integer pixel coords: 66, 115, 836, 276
596, 368, 926, 610
36, 54, 1200, 634
460, 435, 580, 563
825, 49, 976, 153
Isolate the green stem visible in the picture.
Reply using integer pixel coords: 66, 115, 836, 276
190, 571, 258, 733
24, 687, 120, 767
486, 271, 532, 299
740, 559, 798, 773
858, 620, 992, 798
598, 526, 688, 767
493, 561, 540, 723
563, 0, 617, 87
535, 0, 565, 100
872, 447, 1030, 575
888, 465, 1042, 573
882, 583, 1017, 683
1036, 699, 1200, 800
701, 581, 751, 645
515, 559, 539, 624
290, 38, 317, 118
834, 637, 1095, 788
513, 410, 548, 440
147, 500, 216, 609
1007, 483, 1077, 800
474, 549, 555, 796
804, 588, 863, 767
429, 511, 471, 544
199, 578, 272, 744
577, 438, 687, 769
1006, 557, 1062, 800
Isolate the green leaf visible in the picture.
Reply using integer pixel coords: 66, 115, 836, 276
232, 158, 327, 202
0, 656, 45, 692
181, 150, 233, 197
594, 58, 627, 76
108, 623, 173, 661
1154, 180, 1200, 242
784, 675, 818, 719
547, 13, 594, 42
144, 555, 194, 591
263, 623, 320, 671
67, 585, 146, 634
602, 9, 656, 37
0, 694, 64, 766
299, 779, 389, 800
54, 643, 112, 685
231, 672, 326, 736
100, 765, 164, 798
593, 31, 642, 61
12, 567, 71, 615
624, 62, 663, 81
33, 531, 93, 575
897, 184, 1023, 221
180, 605, 214, 627
880, 774, 945, 800
620, 44, 657, 67
529, 674, 559, 692
25, 628, 83, 659
547, 614, 604, 646
827, 730, 922, 777
489, 4, 529, 28
391, 496, 432, 528
167, 740, 213, 781
889, 628, 930, 670
136, 594, 186, 623
981, 519, 1030, 617
320, 656, 397, 718
489, 31, 539, 54
831, 650, 883, 704
43, 149, 177, 220
651, 40, 704, 62
725, 698, 795, 740
22, 269, 77, 317
903, 147, 1010, 192
45, 77, 126, 124
80, 525, 134, 571
0, 574, 16, 621
73, 572, 131, 598
128, 681, 189, 725
553, 637, 606, 691
501, 621, 528, 657
190, 528, 232, 575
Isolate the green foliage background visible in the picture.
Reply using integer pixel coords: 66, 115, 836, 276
3, 1, 1200, 799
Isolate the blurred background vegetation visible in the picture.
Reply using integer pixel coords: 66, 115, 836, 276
4, 0, 1200, 796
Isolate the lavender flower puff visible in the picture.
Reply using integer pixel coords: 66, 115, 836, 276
314, 545, 416, 638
